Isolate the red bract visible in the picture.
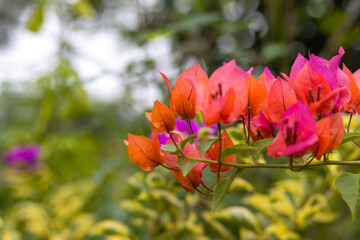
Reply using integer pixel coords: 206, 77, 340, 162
311, 112, 344, 159
342, 65, 360, 114
125, 132, 166, 171
145, 100, 176, 133
267, 102, 318, 158
160, 65, 207, 120
207, 130, 235, 172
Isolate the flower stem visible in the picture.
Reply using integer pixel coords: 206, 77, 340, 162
160, 163, 180, 171
217, 123, 222, 184
201, 182, 214, 192
348, 113, 353, 133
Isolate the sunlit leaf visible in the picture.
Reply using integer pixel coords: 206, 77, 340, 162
335, 173, 360, 221
73, 0, 96, 18
27, 0, 46, 32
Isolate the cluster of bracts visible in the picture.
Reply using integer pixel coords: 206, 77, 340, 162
125, 47, 360, 193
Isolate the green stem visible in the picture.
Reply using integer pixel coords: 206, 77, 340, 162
183, 155, 360, 169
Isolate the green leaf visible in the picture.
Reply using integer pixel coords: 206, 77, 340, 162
160, 143, 178, 153
198, 138, 219, 153
221, 144, 257, 158
180, 133, 198, 149
177, 158, 196, 177
27, 0, 46, 32
73, 0, 96, 18
212, 169, 240, 214
341, 132, 360, 144
254, 138, 274, 157
335, 173, 360, 221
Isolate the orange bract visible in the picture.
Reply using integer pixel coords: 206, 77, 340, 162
312, 112, 344, 159
160, 65, 208, 120
207, 130, 235, 172
126, 132, 166, 171
146, 100, 176, 133
241, 75, 267, 117
172, 168, 202, 192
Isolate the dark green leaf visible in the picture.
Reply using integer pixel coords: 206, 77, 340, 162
177, 158, 196, 177
198, 138, 219, 153
221, 144, 257, 158
212, 169, 240, 214
160, 143, 178, 153
180, 133, 198, 149
254, 138, 274, 157
335, 173, 360, 221
341, 132, 360, 144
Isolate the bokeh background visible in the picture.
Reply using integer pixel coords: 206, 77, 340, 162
1, 0, 360, 239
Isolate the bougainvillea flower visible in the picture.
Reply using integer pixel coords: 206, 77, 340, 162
145, 100, 176, 133
125, 132, 166, 171
257, 67, 277, 93
250, 111, 278, 142
265, 77, 297, 123
309, 47, 345, 89
293, 63, 334, 114
175, 119, 199, 136
160, 65, 208, 120
239, 74, 267, 118
311, 112, 344, 159
206, 129, 235, 172
187, 60, 248, 126
4, 144, 40, 169
290, 48, 351, 112
155, 119, 199, 144
342, 65, 360, 114
163, 133, 208, 192
267, 102, 318, 158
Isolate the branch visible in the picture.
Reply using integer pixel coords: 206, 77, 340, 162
182, 155, 360, 170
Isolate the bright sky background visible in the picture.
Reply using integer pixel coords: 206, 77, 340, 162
0, 5, 175, 107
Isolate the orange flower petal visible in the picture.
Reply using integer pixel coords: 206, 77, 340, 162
127, 133, 166, 171
312, 112, 344, 159
147, 100, 176, 133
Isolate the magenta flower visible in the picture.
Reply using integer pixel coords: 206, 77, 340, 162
267, 102, 318, 158
289, 47, 351, 111
156, 119, 216, 145
4, 144, 41, 169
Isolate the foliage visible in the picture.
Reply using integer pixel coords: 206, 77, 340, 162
1, 0, 360, 239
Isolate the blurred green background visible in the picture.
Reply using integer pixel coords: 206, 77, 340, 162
0, 0, 360, 239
